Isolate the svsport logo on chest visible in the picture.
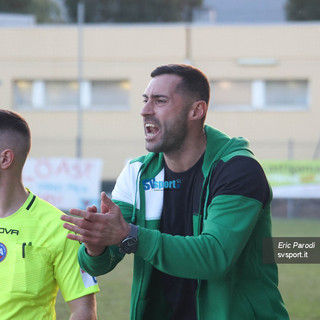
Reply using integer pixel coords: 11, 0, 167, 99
142, 178, 181, 191
0, 243, 7, 262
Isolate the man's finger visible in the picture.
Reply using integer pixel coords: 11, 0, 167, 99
63, 222, 86, 235
68, 208, 91, 218
61, 215, 88, 231
87, 205, 97, 213
67, 208, 102, 222
66, 232, 83, 242
61, 213, 83, 225
63, 221, 78, 233
101, 192, 116, 211
66, 232, 103, 247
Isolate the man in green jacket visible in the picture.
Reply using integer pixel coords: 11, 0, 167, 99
62, 64, 289, 319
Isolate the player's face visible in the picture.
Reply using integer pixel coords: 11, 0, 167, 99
141, 74, 190, 154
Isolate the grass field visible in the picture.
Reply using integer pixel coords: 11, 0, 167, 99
56, 218, 320, 319
272, 219, 320, 320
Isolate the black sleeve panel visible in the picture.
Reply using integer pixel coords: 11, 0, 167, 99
210, 156, 271, 207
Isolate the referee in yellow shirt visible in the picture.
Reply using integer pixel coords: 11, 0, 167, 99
0, 109, 99, 320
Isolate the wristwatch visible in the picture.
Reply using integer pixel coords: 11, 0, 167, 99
119, 223, 139, 254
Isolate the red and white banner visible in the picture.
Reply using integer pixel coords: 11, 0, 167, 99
23, 157, 103, 210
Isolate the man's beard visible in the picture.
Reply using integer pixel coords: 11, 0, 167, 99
146, 111, 188, 154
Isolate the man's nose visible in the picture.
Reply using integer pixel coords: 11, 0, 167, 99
140, 100, 154, 116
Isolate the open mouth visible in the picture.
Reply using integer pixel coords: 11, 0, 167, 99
145, 122, 160, 138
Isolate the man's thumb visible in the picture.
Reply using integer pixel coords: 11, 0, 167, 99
101, 191, 115, 213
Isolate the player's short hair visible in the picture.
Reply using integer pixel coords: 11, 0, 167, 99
151, 64, 210, 104
0, 109, 31, 159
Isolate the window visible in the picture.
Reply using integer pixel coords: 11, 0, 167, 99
46, 81, 78, 108
91, 80, 131, 109
13, 80, 33, 108
13, 79, 131, 110
210, 79, 309, 111
211, 81, 251, 108
265, 80, 308, 108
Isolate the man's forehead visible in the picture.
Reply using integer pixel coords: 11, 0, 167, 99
144, 74, 182, 95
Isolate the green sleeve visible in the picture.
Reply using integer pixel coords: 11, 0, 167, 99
78, 243, 124, 277
78, 200, 134, 277
135, 195, 262, 280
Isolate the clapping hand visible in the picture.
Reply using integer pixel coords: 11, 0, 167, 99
61, 192, 129, 256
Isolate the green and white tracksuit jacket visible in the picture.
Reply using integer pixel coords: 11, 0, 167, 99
78, 125, 289, 320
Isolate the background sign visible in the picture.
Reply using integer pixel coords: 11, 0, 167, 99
262, 161, 320, 199
23, 157, 103, 211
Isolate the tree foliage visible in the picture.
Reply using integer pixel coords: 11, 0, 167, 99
0, 0, 63, 23
286, 0, 320, 21
65, 0, 203, 23
0, 0, 31, 13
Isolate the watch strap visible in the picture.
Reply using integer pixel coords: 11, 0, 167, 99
129, 223, 138, 240
119, 224, 139, 254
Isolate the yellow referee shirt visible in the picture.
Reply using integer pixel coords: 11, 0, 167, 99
0, 191, 99, 319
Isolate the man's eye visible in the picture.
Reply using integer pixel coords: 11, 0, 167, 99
156, 99, 166, 104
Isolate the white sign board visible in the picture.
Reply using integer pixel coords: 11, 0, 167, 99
262, 160, 320, 199
23, 157, 103, 210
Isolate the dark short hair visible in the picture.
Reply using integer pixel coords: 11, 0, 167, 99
151, 64, 210, 104
0, 109, 31, 156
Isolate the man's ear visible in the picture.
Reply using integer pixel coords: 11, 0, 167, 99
189, 100, 207, 121
0, 149, 15, 169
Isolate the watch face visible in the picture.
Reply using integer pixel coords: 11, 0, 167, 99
119, 237, 138, 254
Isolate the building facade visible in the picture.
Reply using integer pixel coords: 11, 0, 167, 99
0, 23, 319, 181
